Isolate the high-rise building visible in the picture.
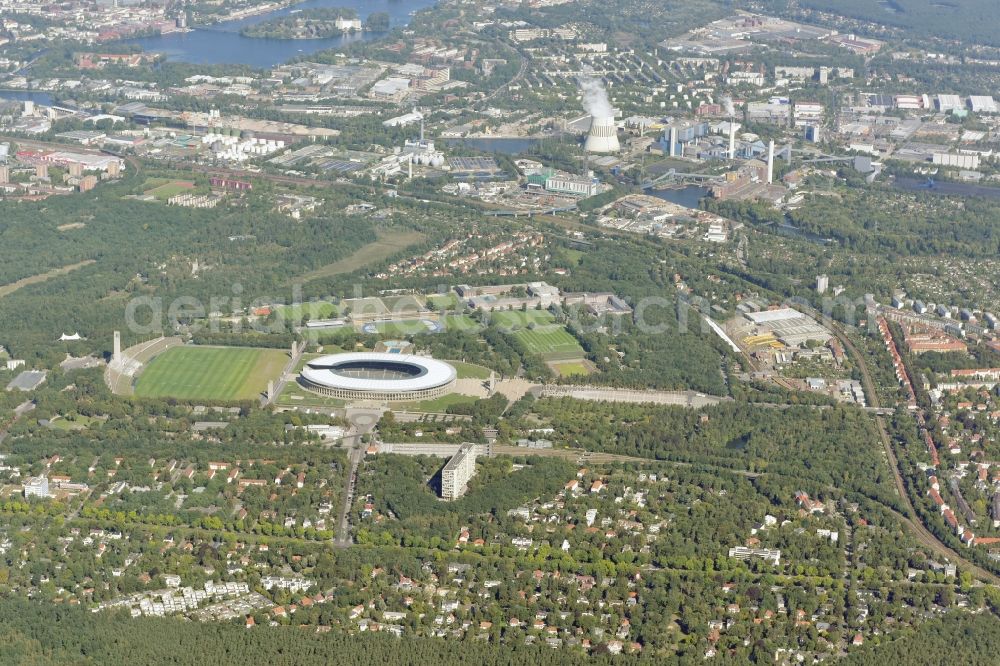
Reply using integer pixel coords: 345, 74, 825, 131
441, 443, 477, 500
816, 274, 829, 295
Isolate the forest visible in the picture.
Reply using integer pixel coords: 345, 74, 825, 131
527, 398, 902, 509
798, 0, 1000, 47
0, 597, 639, 665
241, 8, 362, 40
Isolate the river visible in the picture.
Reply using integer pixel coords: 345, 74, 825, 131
124, 0, 437, 67
893, 176, 1000, 201
649, 185, 709, 209
0, 90, 54, 106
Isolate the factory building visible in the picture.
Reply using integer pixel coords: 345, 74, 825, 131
968, 96, 998, 114
936, 94, 964, 113
932, 152, 980, 170
744, 308, 832, 347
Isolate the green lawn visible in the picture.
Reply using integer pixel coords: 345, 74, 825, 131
551, 361, 591, 377
380, 295, 426, 314
397, 393, 478, 413
47, 414, 100, 431
440, 314, 481, 333
275, 301, 338, 324
299, 228, 426, 282
490, 310, 555, 330
512, 326, 585, 359
448, 361, 492, 379
274, 382, 346, 409
134, 346, 288, 401
426, 293, 460, 310
343, 297, 389, 317
560, 247, 585, 265
145, 180, 195, 201
369, 320, 439, 336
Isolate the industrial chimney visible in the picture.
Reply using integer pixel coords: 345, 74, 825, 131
584, 116, 620, 153
767, 140, 775, 184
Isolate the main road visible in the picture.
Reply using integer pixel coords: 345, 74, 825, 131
333, 407, 384, 548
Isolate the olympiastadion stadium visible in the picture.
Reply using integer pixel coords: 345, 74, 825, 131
299, 352, 457, 401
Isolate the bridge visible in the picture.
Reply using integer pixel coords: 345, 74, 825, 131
641, 169, 724, 190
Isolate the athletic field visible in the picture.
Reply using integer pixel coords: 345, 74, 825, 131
274, 301, 338, 324
512, 326, 584, 359
550, 360, 592, 377
134, 346, 287, 401
144, 180, 195, 201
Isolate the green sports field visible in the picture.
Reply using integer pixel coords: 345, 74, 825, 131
551, 360, 591, 377
144, 180, 196, 201
134, 346, 288, 401
512, 326, 585, 359
490, 310, 555, 330
274, 301, 338, 324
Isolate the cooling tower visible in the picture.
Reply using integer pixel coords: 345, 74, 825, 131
584, 116, 620, 153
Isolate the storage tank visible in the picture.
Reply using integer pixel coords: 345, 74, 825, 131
584, 115, 620, 153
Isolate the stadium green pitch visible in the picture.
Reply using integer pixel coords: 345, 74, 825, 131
134, 346, 288, 401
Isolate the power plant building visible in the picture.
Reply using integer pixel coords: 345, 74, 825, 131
543, 174, 601, 197
441, 443, 478, 500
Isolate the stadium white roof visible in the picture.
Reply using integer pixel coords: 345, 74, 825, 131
300, 352, 456, 392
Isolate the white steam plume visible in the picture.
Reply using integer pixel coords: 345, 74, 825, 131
721, 95, 736, 117
577, 67, 613, 118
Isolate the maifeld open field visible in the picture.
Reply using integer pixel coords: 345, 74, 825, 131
134, 346, 287, 401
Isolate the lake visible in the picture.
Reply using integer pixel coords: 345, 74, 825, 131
125, 0, 437, 67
